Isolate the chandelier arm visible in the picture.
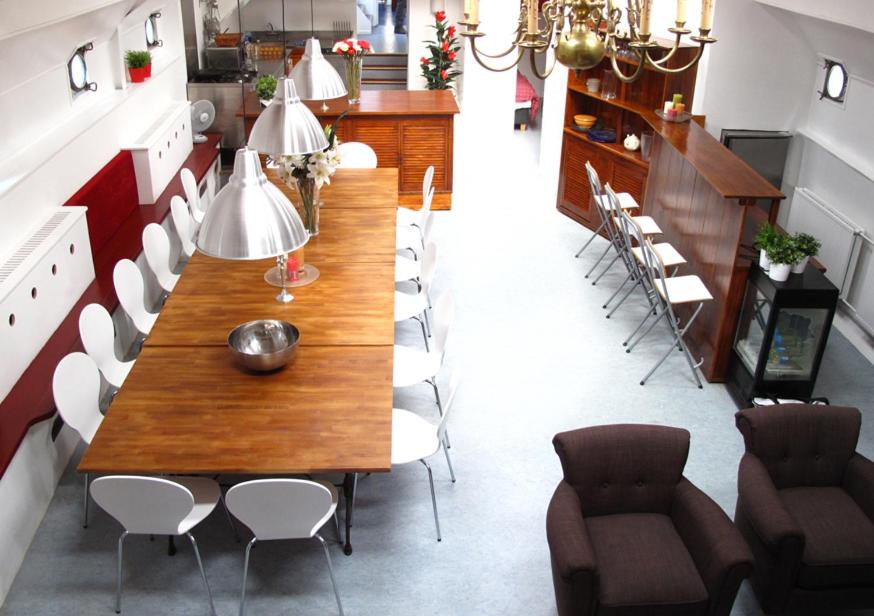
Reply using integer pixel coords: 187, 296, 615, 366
471, 27, 526, 59
469, 39, 526, 72
609, 50, 647, 83
644, 44, 705, 74
528, 46, 558, 80
646, 32, 684, 66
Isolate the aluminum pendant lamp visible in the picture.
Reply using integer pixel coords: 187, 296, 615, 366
289, 38, 347, 101
248, 78, 329, 156
196, 147, 309, 260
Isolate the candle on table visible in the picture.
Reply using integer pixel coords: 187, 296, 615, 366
639, 0, 653, 34
672, 93, 683, 105
663, 100, 674, 114
701, 0, 715, 30
676, 0, 687, 23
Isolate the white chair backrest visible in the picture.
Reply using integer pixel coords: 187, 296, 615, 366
170, 195, 197, 257
143, 224, 177, 293
421, 208, 438, 245
420, 241, 439, 296
79, 303, 129, 388
113, 259, 153, 334
90, 476, 196, 535
604, 183, 631, 248
225, 479, 335, 541
431, 291, 455, 357
422, 165, 435, 203
417, 186, 436, 228
437, 371, 460, 443
180, 168, 203, 215
337, 142, 378, 168
52, 352, 102, 443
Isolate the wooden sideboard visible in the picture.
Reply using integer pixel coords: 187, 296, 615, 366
242, 90, 459, 210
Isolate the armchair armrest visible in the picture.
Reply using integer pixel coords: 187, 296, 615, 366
844, 453, 874, 522
546, 480, 597, 616
671, 478, 753, 616
737, 453, 804, 552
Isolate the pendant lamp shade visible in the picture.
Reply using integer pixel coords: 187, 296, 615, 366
290, 38, 348, 101
248, 78, 329, 156
196, 147, 309, 260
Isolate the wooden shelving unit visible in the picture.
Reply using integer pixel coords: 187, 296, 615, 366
557, 44, 700, 228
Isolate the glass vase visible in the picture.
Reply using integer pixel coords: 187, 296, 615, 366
294, 176, 321, 236
346, 56, 363, 105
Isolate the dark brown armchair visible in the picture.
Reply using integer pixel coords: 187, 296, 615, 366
547, 424, 752, 616
735, 404, 874, 614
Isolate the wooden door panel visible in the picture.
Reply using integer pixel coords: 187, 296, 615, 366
611, 158, 647, 206
351, 119, 400, 168
399, 119, 450, 193
560, 137, 600, 225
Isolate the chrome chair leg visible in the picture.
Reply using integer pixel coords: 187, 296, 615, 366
420, 459, 441, 541
187, 533, 217, 616
115, 531, 129, 613
333, 511, 342, 544
592, 251, 622, 286
584, 242, 613, 278
442, 441, 456, 483
575, 220, 607, 258
607, 277, 641, 319
238, 538, 256, 616
413, 315, 429, 350
316, 534, 345, 616
220, 494, 241, 542
603, 270, 634, 309
640, 303, 705, 388
623, 306, 657, 347
428, 378, 450, 448
627, 305, 667, 352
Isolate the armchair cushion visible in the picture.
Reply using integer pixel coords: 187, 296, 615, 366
844, 453, 874, 522
735, 404, 861, 489
587, 513, 708, 615
547, 480, 598, 616
780, 486, 874, 589
553, 425, 690, 517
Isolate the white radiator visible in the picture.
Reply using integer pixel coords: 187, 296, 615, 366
786, 187, 874, 336
124, 101, 193, 205
0, 207, 94, 402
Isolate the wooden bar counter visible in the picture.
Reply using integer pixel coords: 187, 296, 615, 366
639, 114, 784, 382
241, 90, 459, 210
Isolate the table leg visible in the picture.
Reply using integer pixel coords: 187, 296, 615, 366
342, 473, 356, 555
168, 535, 177, 556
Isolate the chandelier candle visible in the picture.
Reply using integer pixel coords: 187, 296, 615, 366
528, 0, 538, 33
640, 0, 653, 35
676, 0, 687, 24
701, 0, 715, 30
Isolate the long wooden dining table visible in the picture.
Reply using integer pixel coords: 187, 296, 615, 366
78, 167, 400, 555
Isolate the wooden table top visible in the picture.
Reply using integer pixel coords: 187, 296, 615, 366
241, 90, 460, 119
79, 167, 398, 475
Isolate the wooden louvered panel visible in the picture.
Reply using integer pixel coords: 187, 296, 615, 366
399, 120, 450, 194
560, 138, 598, 224
351, 119, 400, 168
610, 158, 647, 206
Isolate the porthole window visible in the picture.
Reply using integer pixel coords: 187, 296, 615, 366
145, 12, 163, 49
68, 43, 97, 95
820, 59, 848, 103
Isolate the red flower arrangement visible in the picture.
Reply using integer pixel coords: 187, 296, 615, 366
421, 11, 461, 90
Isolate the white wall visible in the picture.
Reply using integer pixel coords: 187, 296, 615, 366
0, 0, 190, 605
220, 0, 357, 33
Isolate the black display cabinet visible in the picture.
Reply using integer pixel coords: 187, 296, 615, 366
727, 263, 839, 407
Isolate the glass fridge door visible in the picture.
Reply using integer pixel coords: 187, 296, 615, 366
734, 285, 772, 374
763, 307, 830, 381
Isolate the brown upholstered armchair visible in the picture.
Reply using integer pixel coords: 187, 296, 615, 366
735, 404, 874, 614
547, 424, 752, 616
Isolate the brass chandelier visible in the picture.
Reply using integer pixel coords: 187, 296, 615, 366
459, 0, 717, 82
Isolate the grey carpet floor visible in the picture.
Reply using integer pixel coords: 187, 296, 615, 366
3, 135, 873, 616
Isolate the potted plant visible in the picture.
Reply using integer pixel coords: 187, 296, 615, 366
420, 11, 462, 90
754, 222, 777, 271
125, 50, 152, 83
255, 74, 277, 107
765, 234, 801, 282
791, 232, 821, 274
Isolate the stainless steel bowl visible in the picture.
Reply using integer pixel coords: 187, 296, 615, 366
228, 320, 300, 372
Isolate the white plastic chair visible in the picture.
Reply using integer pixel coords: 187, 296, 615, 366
89, 475, 220, 615
392, 371, 459, 541
395, 242, 438, 349
113, 259, 159, 336
397, 187, 435, 258
79, 303, 134, 389
143, 223, 181, 294
53, 352, 103, 527
395, 213, 438, 284
170, 195, 197, 258
397, 165, 435, 229
393, 291, 454, 417
181, 168, 205, 224
225, 479, 344, 616
337, 141, 377, 168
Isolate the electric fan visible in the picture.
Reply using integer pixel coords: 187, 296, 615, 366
191, 100, 216, 144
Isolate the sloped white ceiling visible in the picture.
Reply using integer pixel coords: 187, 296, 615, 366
755, 0, 874, 37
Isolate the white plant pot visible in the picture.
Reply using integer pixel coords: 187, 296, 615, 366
792, 255, 810, 274
768, 262, 791, 282
759, 249, 770, 271
260, 98, 272, 107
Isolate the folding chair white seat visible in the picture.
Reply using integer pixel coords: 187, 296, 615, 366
631, 242, 686, 268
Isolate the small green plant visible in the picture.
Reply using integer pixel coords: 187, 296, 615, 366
124, 50, 151, 68
754, 222, 778, 251
765, 234, 801, 265
255, 74, 277, 101
793, 232, 821, 257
